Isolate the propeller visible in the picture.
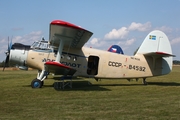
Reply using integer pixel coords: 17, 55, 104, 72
3, 37, 12, 71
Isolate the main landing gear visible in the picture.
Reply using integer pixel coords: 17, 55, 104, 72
31, 70, 48, 88
142, 78, 148, 85
31, 79, 44, 88
127, 78, 148, 85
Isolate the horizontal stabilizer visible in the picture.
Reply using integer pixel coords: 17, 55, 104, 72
144, 52, 176, 57
45, 61, 76, 75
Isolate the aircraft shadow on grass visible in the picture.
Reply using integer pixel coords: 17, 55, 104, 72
52, 81, 111, 91
46, 81, 180, 91
92, 82, 180, 87
23, 80, 180, 91
23, 81, 111, 91
147, 82, 180, 86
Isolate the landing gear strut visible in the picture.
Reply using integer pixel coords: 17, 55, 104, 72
31, 70, 48, 88
142, 78, 148, 85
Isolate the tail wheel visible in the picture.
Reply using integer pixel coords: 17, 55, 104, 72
31, 79, 42, 88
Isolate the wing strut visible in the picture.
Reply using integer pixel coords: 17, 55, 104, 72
55, 39, 64, 62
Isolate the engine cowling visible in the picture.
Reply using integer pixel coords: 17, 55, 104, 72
9, 43, 30, 67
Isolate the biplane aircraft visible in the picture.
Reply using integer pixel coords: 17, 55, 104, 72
3, 20, 175, 89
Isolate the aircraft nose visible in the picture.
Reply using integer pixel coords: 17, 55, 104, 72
8, 43, 31, 70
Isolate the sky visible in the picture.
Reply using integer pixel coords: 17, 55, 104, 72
0, 0, 180, 62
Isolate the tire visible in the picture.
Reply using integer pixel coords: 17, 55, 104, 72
31, 79, 42, 88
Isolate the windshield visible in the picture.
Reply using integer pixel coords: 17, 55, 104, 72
31, 41, 50, 50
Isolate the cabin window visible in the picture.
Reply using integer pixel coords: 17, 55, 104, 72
87, 56, 99, 75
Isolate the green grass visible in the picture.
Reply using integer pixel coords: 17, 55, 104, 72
0, 67, 180, 120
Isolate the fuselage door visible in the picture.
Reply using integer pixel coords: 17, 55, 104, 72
87, 56, 99, 75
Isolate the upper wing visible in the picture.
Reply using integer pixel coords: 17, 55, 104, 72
49, 20, 93, 49
45, 20, 92, 75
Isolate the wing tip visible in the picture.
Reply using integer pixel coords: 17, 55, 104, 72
51, 20, 87, 31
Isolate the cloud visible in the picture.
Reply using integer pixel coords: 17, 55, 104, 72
0, 31, 43, 61
128, 22, 151, 31
12, 27, 24, 31
171, 37, 180, 45
88, 38, 108, 49
12, 31, 43, 44
155, 26, 172, 33
125, 38, 136, 46
87, 22, 151, 51
0, 38, 6, 44
90, 38, 99, 45
0, 45, 7, 54
117, 38, 136, 46
104, 22, 151, 41
104, 27, 129, 40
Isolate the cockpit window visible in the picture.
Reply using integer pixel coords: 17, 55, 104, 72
31, 41, 51, 50
31, 42, 39, 48
39, 43, 49, 49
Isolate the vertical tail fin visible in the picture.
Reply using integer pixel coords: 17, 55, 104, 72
136, 30, 174, 75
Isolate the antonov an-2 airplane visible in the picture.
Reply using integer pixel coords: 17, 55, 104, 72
3, 20, 175, 89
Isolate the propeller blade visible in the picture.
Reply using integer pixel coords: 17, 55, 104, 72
2, 55, 9, 71
8, 36, 12, 52
9, 36, 12, 51
3, 37, 12, 71
8, 37, 9, 51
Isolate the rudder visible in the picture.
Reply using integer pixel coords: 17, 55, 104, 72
136, 30, 174, 75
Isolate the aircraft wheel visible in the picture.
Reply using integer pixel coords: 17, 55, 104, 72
31, 79, 42, 88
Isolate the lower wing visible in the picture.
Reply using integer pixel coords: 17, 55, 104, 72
45, 61, 77, 75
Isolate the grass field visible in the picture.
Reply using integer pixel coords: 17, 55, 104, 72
0, 66, 180, 120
